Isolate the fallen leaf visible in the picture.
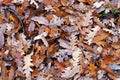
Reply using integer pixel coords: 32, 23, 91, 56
61, 0, 67, 6
111, 42, 120, 49
31, 68, 40, 78
17, 1, 29, 15
53, 7, 68, 17
8, 66, 15, 80
93, 30, 110, 43
95, 40, 108, 47
100, 56, 117, 79
88, 61, 97, 77
54, 60, 65, 71
84, 44, 98, 54
32, 54, 46, 67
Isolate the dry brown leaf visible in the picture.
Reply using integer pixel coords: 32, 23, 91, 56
100, 56, 117, 80
32, 54, 46, 67
53, 7, 68, 17
43, 27, 58, 37
94, 17, 105, 27
64, 18, 71, 24
1, 62, 8, 80
53, 2, 62, 7
23, 44, 28, 52
88, 61, 97, 77
108, 73, 117, 80
54, 60, 65, 71
47, 43, 57, 53
111, 42, 120, 49
0, 0, 13, 5
31, 68, 40, 78
84, 44, 98, 54
95, 40, 108, 47
8, 14, 17, 22
113, 49, 120, 59
0, 14, 5, 24
17, 1, 29, 15
25, 25, 31, 37
8, 14, 21, 33
16, 70, 25, 77
46, 15, 53, 22
8, 66, 15, 80
61, 0, 67, 6
35, 46, 42, 54
62, 60, 71, 67
100, 56, 114, 74
93, 30, 110, 43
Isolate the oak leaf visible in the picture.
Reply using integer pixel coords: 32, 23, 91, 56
88, 61, 97, 77
23, 52, 33, 79
93, 30, 110, 43
100, 56, 116, 79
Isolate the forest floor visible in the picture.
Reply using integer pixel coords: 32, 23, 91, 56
0, 0, 120, 80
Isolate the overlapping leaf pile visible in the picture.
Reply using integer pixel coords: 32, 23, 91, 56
0, 0, 120, 80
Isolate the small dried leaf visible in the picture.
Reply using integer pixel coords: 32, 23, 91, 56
54, 60, 65, 71
93, 30, 110, 43
88, 61, 97, 77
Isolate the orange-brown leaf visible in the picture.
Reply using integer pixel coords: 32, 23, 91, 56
54, 60, 65, 71
32, 54, 46, 67
17, 1, 29, 15
31, 68, 40, 78
95, 40, 108, 47
53, 7, 68, 17
111, 42, 120, 49
93, 30, 110, 43
88, 61, 97, 77
84, 44, 98, 54
8, 66, 15, 80
23, 44, 28, 52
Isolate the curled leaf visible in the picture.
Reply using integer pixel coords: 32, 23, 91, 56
31, 16, 49, 25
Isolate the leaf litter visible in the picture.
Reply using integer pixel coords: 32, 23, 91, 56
0, 0, 120, 80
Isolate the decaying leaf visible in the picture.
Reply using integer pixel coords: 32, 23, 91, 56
8, 66, 15, 80
0, 0, 120, 79
61, 66, 80, 78
54, 60, 65, 71
88, 61, 97, 77
100, 56, 117, 79
85, 25, 100, 45
32, 54, 46, 67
